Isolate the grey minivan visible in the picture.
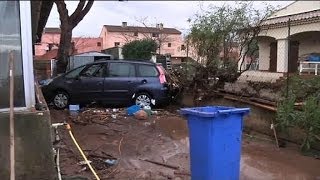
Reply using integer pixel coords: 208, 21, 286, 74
41, 60, 172, 109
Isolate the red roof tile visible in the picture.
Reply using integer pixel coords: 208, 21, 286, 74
34, 49, 58, 60
262, 9, 320, 27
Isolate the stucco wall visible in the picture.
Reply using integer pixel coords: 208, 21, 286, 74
72, 37, 103, 54
269, 1, 320, 19
35, 33, 60, 56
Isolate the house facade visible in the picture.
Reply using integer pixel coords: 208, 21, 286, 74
99, 22, 188, 63
35, 27, 103, 57
248, 1, 320, 74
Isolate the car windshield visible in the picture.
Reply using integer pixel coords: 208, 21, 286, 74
64, 65, 86, 78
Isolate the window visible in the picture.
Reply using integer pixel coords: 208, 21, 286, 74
137, 65, 159, 77
168, 43, 171, 47
114, 42, 120, 47
0, 1, 25, 108
65, 65, 86, 79
48, 43, 54, 51
152, 33, 159, 37
97, 42, 101, 47
80, 64, 105, 77
108, 63, 135, 77
181, 45, 186, 50
134, 32, 138, 36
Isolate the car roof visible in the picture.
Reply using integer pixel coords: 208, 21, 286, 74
88, 59, 156, 66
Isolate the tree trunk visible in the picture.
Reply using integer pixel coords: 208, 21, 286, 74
56, 24, 72, 74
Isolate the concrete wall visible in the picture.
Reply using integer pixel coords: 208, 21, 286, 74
269, 1, 320, 19
0, 110, 56, 180
181, 95, 320, 150
202, 97, 320, 150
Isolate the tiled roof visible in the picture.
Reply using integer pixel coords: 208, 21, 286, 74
261, 9, 320, 28
104, 25, 181, 34
43, 27, 61, 34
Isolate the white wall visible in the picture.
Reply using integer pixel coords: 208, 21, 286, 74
258, 39, 272, 71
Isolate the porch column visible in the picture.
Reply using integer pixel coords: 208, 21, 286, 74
277, 38, 289, 72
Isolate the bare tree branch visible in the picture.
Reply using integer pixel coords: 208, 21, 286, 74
70, 0, 94, 28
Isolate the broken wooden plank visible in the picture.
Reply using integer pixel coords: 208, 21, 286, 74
249, 97, 277, 106
224, 95, 277, 112
174, 170, 191, 176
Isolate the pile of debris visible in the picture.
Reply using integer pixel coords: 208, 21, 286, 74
68, 108, 127, 125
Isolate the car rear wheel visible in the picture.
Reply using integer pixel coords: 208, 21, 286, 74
135, 92, 152, 108
53, 91, 69, 109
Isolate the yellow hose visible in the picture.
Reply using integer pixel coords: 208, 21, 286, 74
65, 124, 100, 180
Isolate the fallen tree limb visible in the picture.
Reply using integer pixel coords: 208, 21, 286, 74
139, 158, 179, 170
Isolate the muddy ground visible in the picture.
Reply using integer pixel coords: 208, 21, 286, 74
50, 107, 320, 180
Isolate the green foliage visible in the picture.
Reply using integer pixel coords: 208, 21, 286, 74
287, 75, 320, 102
298, 97, 320, 151
276, 95, 297, 135
122, 39, 157, 60
276, 76, 320, 152
189, 2, 274, 65
184, 2, 274, 96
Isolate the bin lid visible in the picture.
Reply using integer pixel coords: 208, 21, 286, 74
180, 106, 250, 118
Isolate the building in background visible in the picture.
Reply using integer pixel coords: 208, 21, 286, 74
253, 1, 320, 74
34, 27, 103, 57
99, 22, 188, 63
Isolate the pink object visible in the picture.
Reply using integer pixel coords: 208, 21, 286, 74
156, 65, 167, 84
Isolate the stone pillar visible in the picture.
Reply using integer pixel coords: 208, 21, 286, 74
276, 38, 289, 72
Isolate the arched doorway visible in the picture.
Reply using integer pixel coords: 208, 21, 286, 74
256, 36, 277, 72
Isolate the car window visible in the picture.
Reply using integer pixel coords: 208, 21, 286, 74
108, 63, 135, 77
64, 65, 86, 78
80, 64, 105, 77
137, 64, 159, 77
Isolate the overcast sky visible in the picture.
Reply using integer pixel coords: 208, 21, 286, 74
46, 1, 294, 37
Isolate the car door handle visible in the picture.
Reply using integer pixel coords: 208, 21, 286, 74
97, 81, 103, 85
141, 79, 147, 84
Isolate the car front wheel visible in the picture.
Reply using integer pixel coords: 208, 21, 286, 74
53, 91, 69, 109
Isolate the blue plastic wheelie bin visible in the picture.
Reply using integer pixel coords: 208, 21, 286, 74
180, 106, 250, 180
